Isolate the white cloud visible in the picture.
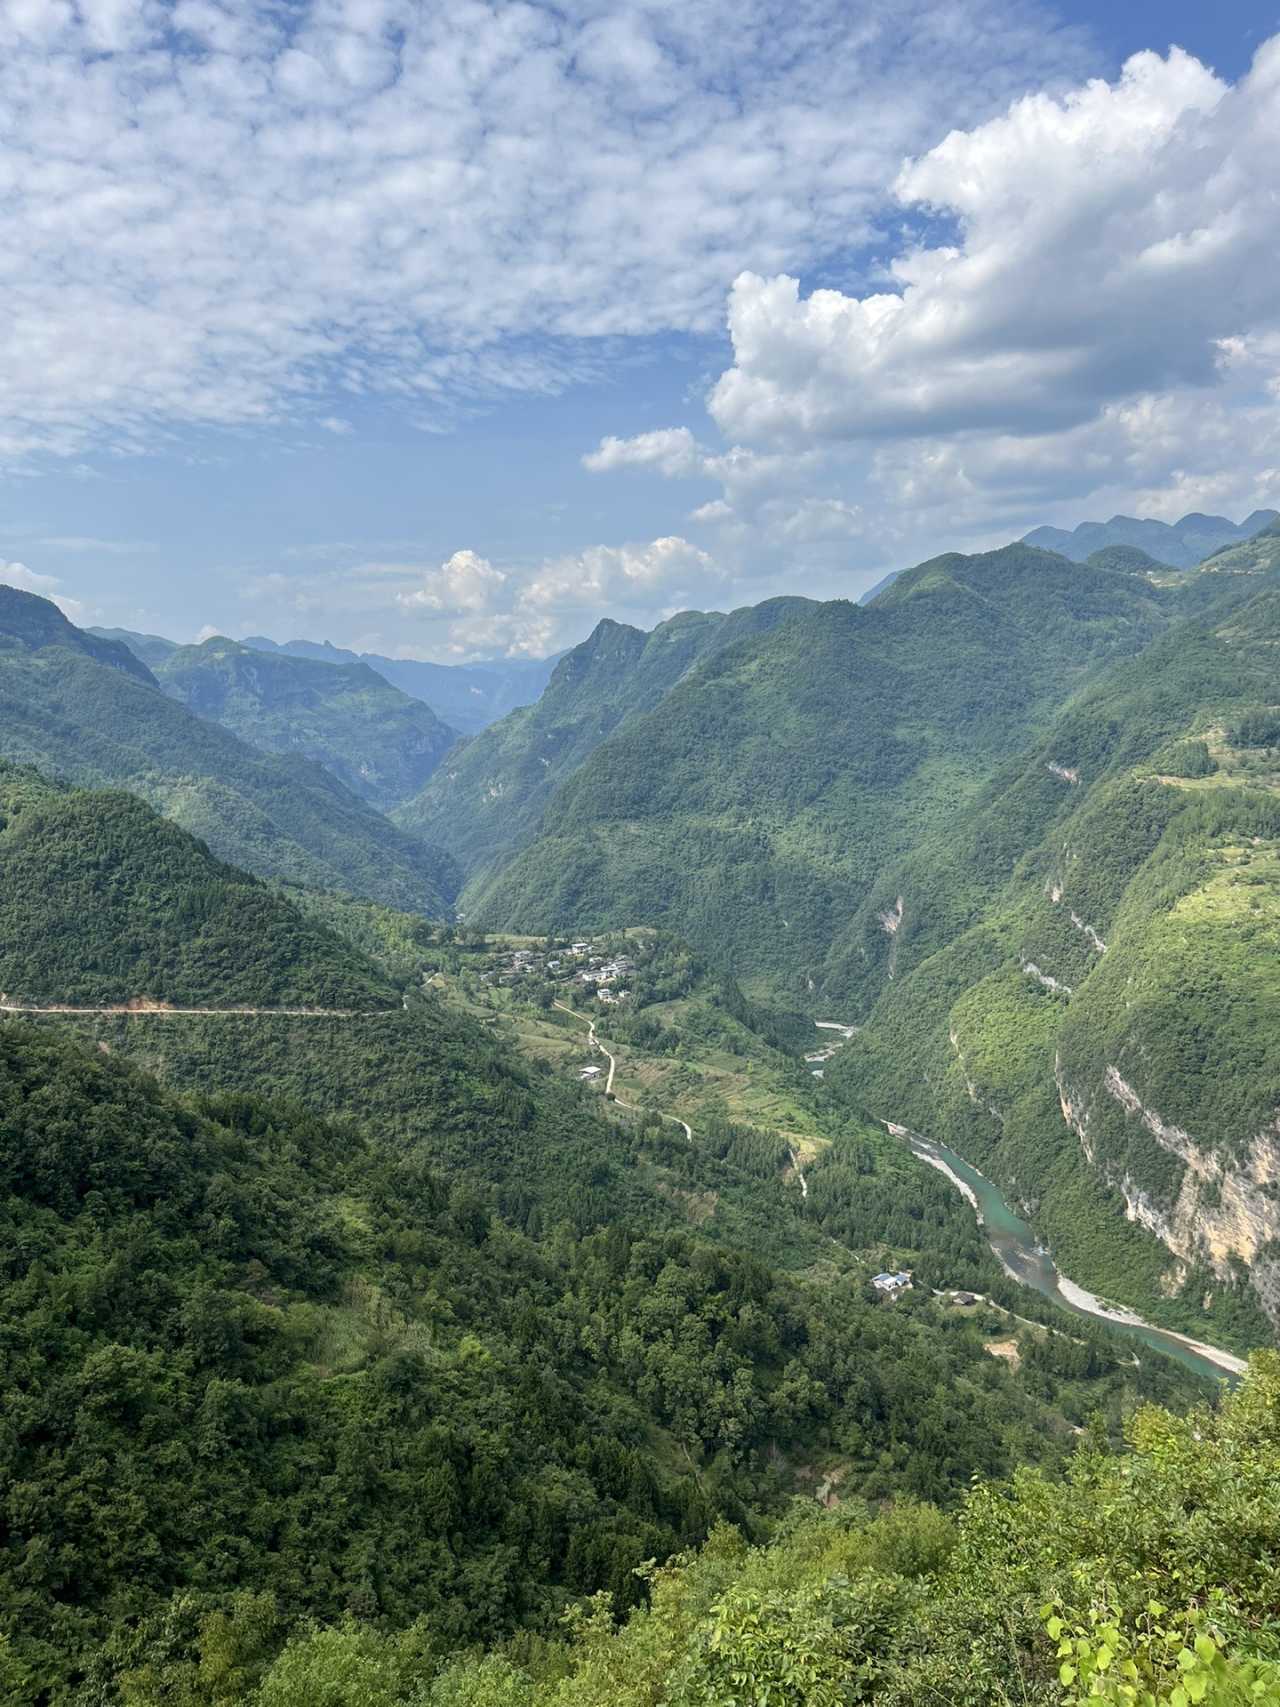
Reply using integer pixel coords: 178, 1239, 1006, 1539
588, 37, 1280, 591
397, 549, 509, 615
523, 536, 723, 615
0, 0, 1089, 459
583, 428, 707, 478
35, 535, 153, 553
707, 44, 1276, 446
241, 534, 725, 658
0, 558, 85, 619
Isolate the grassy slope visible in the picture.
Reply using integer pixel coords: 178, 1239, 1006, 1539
156, 637, 458, 812
470, 547, 1174, 1000
0, 589, 457, 915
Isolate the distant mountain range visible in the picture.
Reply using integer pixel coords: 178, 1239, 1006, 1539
4, 587, 457, 913
1023, 507, 1278, 568
148, 635, 457, 813
241, 634, 563, 733
89, 626, 561, 734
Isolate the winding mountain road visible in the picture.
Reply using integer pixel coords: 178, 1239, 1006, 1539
0, 999, 379, 1018
554, 1000, 692, 1141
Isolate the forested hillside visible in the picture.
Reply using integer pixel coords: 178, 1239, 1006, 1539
231, 1358, 1280, 1706
155, 636, 457, 812
396, 599, 812, 878
243, 635, 562, 735
469, 546, 1174, 996
826, 557, 1280, 1344
0, 765, 394, 1009
3, 987, 1204, 1697
0, 771, 1223, 1696
0, 589, 458, 915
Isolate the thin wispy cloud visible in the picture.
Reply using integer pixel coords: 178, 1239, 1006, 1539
0, 0, 1088, 461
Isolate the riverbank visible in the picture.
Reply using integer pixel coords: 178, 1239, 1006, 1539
1053, 1275, 1247, 1376
884, 1119, 1251, 1383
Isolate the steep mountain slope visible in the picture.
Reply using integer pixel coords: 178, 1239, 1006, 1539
243, 634, 562, 733
1024, 508, 1277, 567
88, 625, 179, 667
300, 1365, 1280, 1707
0, 764, 394, 1009
0, 587, 456, 915
396, 598, 813, 878
154, 636, 457, 811
0, 790, 1203, 1695
826, 562, 1280, 1342
470, 546, 1175, 997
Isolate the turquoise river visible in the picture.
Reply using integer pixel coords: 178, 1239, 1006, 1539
888, 1122, 1248, 1385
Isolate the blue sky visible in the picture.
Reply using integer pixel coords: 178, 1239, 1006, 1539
1, 0, 1278, 659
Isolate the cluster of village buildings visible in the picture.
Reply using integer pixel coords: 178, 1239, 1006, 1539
481, 940, 637, 1005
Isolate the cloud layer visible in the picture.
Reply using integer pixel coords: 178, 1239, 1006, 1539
0, 0, 1086, 458
244, 534, 724, 657
591, 37, 1280, 580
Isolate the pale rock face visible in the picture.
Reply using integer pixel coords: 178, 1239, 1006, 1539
1057, 1057, 1280, 1323
1022, 960, 1072, 996
878, 894, 905, 978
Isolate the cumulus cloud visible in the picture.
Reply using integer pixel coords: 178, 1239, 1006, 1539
707, 44, 1277, 445
0, 0, 1088, 458
397, 549, 508, 614
583, 428, 708, 478
589, 38, 1280, 589
0, 558, 85, 619
243, 535, 724, 658
523, 536, 723, 616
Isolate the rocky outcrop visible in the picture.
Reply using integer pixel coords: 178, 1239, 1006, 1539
1057, 1058, 1280, 1322
1022, 960, 1072, 996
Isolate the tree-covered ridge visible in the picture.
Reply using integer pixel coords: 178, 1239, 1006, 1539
826, 568, 1280, 1343
155, 637, 458, 813
1197, 517, 1280, 580
1, 584, 156, 684
231, 1358, 1280, 1707
241, 634, 563, 736
0, 765, 395, 1009
395, 599, 814, 879
468, 545, 1175, 996
0, 1013, 1204, 1701
0, 590, 458, 915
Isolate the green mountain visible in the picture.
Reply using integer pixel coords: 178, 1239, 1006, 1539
0, 781, 1205, 1696
88, 624, 180, 668
153, 636, 457, 812
242, 634, 563, 734
1197, 515, 1280, 579
824, 562, 1280, 1341
468, 545, 1175, 997
1083, 543, 1168, 575
1024, 507, 1277, 568
0, 764, 394, 1009
0, 587, 457, 915
395, 599, 813, 879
